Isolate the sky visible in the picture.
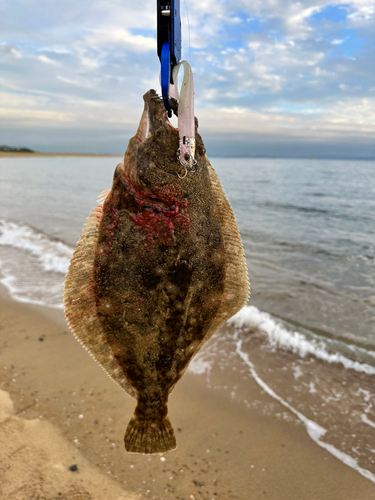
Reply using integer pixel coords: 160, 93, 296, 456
0, 0, 374, 158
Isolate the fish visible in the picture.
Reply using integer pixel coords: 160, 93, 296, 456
64, 89, 249, 454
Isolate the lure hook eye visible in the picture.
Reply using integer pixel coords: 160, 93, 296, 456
177, 165, 188, 179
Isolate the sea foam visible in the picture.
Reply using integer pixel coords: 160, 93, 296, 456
0, 219, 73, 307
228, 305, 375, 375
235, 338, 375, 484
0, 219, 73, 274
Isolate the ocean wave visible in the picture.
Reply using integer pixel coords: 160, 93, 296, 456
260, 201, 329, 215
259, 200, 374, 223
228, 306, 375, 376
0, 219, 73, 274
0, 269, 64, 309
235, 339, 375, 484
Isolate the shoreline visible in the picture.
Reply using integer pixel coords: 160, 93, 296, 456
0, 287, 374, 499
0, 152, 122, 158
1, 152, 375, 161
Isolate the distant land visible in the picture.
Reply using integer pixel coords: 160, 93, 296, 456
0, 145, 374, 161
0, 145, 35, 153
0, 147, 120, 158
0, 146, 119, 158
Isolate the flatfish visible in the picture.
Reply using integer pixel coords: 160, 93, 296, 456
64, 90, 249, 454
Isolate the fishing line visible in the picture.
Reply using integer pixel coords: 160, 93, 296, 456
183, 0, 192, 66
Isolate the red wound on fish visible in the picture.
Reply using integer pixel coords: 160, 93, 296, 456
172, 210, 191, 236
122, 182, 191, 249
130, 209, 175, 247
101, 203, 121, 248
154, 184, 188, 208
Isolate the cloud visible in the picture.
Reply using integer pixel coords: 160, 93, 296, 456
339, 83, 361, 91
38, 55, 59, 65
57, 75, 93, 89
347, 0, 375, 23
0, 44, 21, 58
328, 97, 375, 129
79, 28, 156, 53
39, 46, 72, 54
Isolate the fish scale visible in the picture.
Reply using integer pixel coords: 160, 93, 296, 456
64, 89, 249, 454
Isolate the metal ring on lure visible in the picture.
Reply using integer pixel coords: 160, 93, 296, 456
176, 149, 188, 178
177, 164, 188, 179
176, 136, 196, 175
186, 158, 197, 172
180, 155, 197, 172
177, 148, 197, 172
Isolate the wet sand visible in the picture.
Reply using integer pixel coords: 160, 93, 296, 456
0, 287, 374, 500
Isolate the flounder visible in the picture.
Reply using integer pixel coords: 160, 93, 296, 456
64, 90, 249, 454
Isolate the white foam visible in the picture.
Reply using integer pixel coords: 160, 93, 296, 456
0, 219, 72, 308
235, 338, 375, 484
188, 356, 213, 375
0, 265, 64, 309
228, 306, 375, 376
361, 414, 375, 429
309, 381, 317, 394
292, 364, 303, 380
0, 219, 73, 274
348, 343, 375, 360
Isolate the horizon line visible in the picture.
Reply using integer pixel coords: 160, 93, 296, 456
1, 152, 374, 161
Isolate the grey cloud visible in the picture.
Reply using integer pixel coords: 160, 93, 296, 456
0, 44, 20, 57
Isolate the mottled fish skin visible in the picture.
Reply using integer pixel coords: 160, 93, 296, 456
64, 89, 249, 454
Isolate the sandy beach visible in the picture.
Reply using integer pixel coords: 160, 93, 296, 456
0, 285, 374, 500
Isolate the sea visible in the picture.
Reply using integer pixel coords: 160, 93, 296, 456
0, 155, 374, 482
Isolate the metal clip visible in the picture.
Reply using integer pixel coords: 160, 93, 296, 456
177, 137, 197, 178
157, 0, 181, 115
177, 162, 188, 179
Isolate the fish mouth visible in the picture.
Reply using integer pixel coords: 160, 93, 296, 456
119, 90, 181, 211
135, 89, 178, 143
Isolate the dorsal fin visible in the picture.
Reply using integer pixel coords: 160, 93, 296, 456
200, 157, 250, 338
96, 189, 110, 206
168, 158, 249, 394
64, 198, 136, 398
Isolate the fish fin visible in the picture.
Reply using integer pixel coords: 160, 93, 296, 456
169, 159, 250, 395
205, 157, 250, 329
124, 415, 176, 454
64, 201, 136, 399
96, 189, 110, 206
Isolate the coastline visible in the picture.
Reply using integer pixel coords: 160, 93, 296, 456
0, 152, 121, 158
0, 286, 374, 499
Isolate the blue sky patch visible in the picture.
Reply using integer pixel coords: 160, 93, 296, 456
311, 5, 349, 23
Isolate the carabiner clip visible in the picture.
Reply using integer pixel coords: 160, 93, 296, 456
157, 2, 195, 173
157, 0, 181, 115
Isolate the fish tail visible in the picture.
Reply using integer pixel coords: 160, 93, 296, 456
124, 415, 176, 454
